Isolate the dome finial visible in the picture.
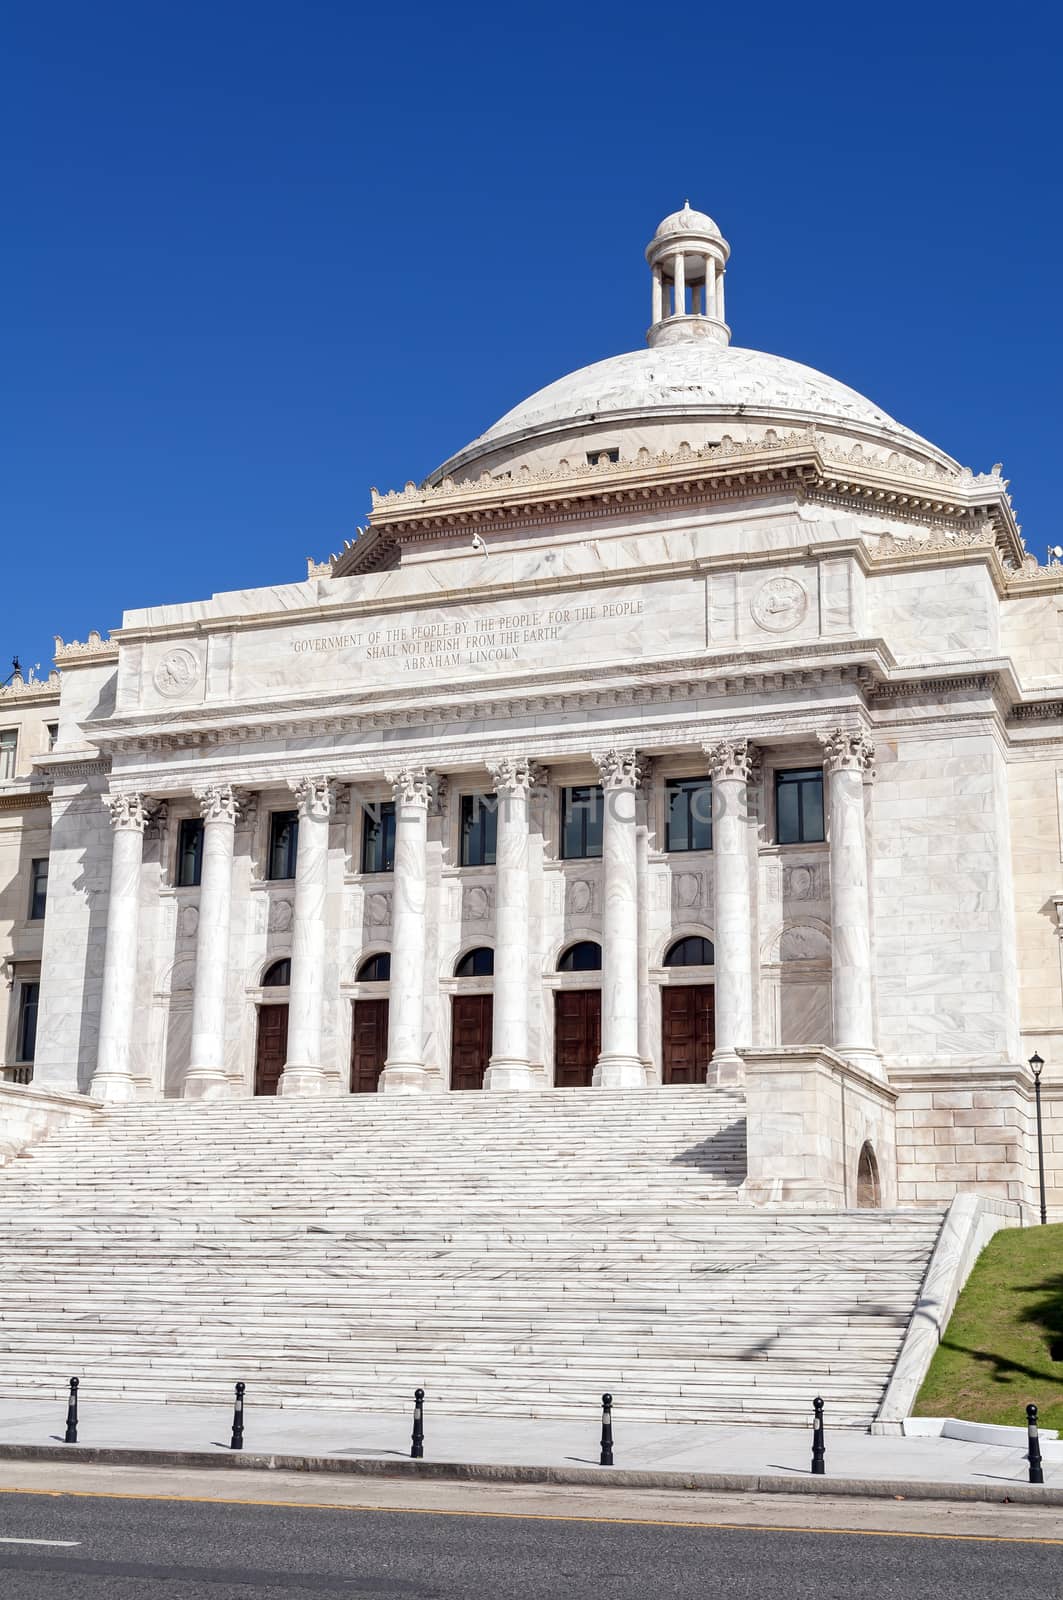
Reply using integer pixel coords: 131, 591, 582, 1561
645, 204, 731, 350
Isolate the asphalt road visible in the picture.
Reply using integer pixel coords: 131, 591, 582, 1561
1, 1486, 1062, 1600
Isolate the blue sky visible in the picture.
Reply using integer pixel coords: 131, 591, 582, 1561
3, 1, 1059, 678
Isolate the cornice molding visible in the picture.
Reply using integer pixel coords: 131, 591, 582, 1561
332, 430, 1022, 576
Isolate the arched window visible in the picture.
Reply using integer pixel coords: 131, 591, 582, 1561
557, 941, 602, 972
356, 952, 391, 982
663, 936, 715, 968
857, 1141, 881, 1208
455, 947, 494, 978
262, 958, 291, 987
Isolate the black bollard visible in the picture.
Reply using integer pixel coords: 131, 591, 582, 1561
411, 1388, 425, 1459
600, 1393, 614, 1467
64, 1377, 79, 1444
230, 1382, 245, 1451
1027, 1403, 1045, 1485
811, 1396, 825, 1476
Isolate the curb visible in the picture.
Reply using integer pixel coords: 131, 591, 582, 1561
0, 1443, 1060, 1507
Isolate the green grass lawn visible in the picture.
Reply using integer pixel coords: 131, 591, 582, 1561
914, 1222, 1063, 1431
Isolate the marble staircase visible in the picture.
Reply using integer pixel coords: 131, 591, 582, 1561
0, 1088, 943, 1429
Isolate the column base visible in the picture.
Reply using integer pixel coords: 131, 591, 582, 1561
379, 1063, 429, 1095
592, 1054, 647, 1089
484, 1059, 536, 1092
278, 1064, 330, 1097
86, 1071, 138, 1105
707, 1051, 745, 1088
836, 1047, 885, 1080
182, 1067, 232, 1101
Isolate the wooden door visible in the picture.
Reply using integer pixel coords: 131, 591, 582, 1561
451, 994, 492, 1091
351, 998, 389, 1095
255, 1004, 288, 1096
553, 989, 601, 1088
661, 985, 715, 1085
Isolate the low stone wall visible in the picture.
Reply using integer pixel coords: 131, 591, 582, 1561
872, 1193, 1019, 1432
891, 1064, 1062, 1221
0, 1081, 102, 1165
739, 1046, 897, 1207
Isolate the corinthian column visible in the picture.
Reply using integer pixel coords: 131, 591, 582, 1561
485, 756, 539, 1091
279, 775, 333, 1096
380, 767, 432, 1095
593, 749, 646, 1088
822, 728, 880, 1075
706, 739, 758, 1085
90, 792, 152, 1103
183, 784, 239, 1099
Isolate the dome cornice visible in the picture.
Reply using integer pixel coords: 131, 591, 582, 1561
333, 431, 1022, 576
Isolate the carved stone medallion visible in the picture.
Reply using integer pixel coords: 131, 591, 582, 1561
751, 576, 808, 634
153, 647, 200, 698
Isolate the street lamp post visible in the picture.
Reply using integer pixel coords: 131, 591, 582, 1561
1028, 1052, 1048, 1226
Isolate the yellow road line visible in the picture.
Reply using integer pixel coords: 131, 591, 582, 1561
1, 1483, 1062, 1545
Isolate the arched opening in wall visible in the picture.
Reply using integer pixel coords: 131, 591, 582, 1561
351, 951, 390, 1095
451, 947, 494, 1092
661, 937, 715, 1086
857, 1141, 881, 1208
254, 960, 291, 1097
554, 942, 602, 1089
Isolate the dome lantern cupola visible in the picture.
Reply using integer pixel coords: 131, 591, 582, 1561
645, 201, 730, 350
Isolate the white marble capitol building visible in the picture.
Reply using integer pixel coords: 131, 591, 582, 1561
0, 205, 1061, 1426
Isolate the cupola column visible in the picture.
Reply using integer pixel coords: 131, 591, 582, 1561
672, 252, 686, 316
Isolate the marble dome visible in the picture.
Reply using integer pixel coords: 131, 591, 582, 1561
431, 206, 958, 482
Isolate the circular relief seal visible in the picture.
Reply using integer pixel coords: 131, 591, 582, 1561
153, 647, 200, 698
751, 576, 808, 633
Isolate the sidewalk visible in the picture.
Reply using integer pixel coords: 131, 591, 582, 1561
0, 1397, 1059, 1500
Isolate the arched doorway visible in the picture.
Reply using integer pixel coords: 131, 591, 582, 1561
554, 941, 602, 1088
857, 1141, 881, 1208
660, 937, 715, 1085
451, 947, 493, 1091
351, 952, 390, 1094
254, 959, 291, 1096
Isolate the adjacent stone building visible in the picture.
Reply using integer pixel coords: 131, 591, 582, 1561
3, 205, 1061, 1217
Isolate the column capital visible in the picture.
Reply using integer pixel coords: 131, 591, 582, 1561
821, 727, 875, 779
106, 792, 155, 833
704, 738, 760, 783
487, 755, 546, 796
593, 748, 642, 790
288, 774, 334, 819
386, 766, 433, 809
195, 783, 241, 825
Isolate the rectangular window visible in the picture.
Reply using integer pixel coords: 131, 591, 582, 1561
268, 810, 299, 880
17, 981, 39, 1062
665, 778, 713, 852
560, 785, 604, 860
0, 729, 16, 782
28, 858, 48, 920
775, 768, 825, 845
176, 819, 204, 888
586, 448, 619, 465
361, 801, 396, 874
46, 724, 59, 750
460, 793, 497, 867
